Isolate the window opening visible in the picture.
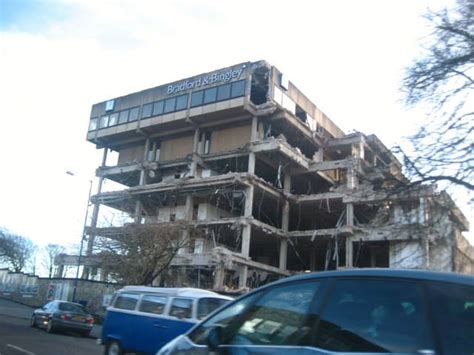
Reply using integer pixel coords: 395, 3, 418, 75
109, 112, 118, 126
203, 131, 212, 154
153, 101, 164, 116
250, 67, 269, 105
231, 80, 246, 98
118, 110, 129, 124
295, 105, 308, 124
142, 103, 153, 118
217, 84, 231, 101
89, 118, 98, 131
129, 107, 140, 121
175, 94, 188, 111
164, 97, 176, 113
191, 90, 204, 107
99, 115, 109, 129
204, 87, 217, 104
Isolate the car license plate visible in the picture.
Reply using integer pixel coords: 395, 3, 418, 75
72, 315, 84, 321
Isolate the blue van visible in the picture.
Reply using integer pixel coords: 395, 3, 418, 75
99, 286, 232, 355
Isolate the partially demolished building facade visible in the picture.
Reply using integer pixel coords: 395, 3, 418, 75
83, 60, 473, 290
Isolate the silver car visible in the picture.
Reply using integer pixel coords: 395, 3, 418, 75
30, 300, 94, 337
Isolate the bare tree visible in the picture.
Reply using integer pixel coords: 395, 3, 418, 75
96, 221, 198, 285
398, 0, 473, 194
42, 243, 65, 278
0, 229, 36, 272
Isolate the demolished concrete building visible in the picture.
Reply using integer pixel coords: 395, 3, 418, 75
75, 60, 472, 290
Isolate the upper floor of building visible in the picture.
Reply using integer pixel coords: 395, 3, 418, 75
86, 60, 345, 150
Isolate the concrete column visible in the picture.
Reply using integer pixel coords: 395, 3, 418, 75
240, 184, 254, 287
280, 173, 291, 270
346, 167, 358, 189
185, 194, 193, 219
345, 237, 353, 268
248, 152, 256, 175
134, 201, 142, 223
213, 265, 225, 290
346, 203, 354, 226
351, 141, 364, 159
238, 265, 248, 289
241, 226, 251, 257
244, 185, 254, 218
139, 138, 150, 185
250, 116, 258, 142
178, 195, 194, 255
190, 127, 200, 177
279, 239, 288, 270
87, 148, 108, 256
424, 238, 430, 269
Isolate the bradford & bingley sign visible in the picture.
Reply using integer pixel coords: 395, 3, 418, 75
167, 66, 245, 95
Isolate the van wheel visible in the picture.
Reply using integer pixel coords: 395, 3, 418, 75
105, 340, 123, 355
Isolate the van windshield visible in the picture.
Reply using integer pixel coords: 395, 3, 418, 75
197, 298, 230, 320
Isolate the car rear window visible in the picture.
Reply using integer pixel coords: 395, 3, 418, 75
197, 298, 230, 320
58, 303, 86, 314
315, 279, 434, 352
427, 282, 474, 354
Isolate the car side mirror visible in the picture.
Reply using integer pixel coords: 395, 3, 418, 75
206, 326, 223, 351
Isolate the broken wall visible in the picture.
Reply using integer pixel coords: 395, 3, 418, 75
197, 203, 236, 220
429, 240, 453, 272
389, 240, 427, 269
157, 205, 188, 222
209, 124, 251, 154
160, 135, 194, 161
118, 144, 145, 165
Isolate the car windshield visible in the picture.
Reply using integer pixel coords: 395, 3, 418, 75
58, 303, 86, 314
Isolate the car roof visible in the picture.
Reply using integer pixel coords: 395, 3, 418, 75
118, 286, 233, 300
269, 268, 474, 288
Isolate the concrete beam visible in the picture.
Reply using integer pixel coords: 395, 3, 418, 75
326, 134, 364, 148
288, 226, 354, 238
293, 192, 345, 203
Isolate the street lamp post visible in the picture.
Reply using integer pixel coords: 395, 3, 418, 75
67, 171, 93, 303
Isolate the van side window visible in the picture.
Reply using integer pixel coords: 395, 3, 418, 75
139, 295, 168, 315
170, 298, 193, 319
197, 298, 229, 320
114, 293, 140, 311
315, 279, 433, 352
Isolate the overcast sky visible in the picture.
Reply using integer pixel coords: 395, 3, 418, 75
1, 0, 471, 252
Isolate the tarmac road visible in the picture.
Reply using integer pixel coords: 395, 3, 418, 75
0, 316, 101, 355
0, 298, 102, 355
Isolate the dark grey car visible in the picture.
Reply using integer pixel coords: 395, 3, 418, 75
30, 300, 94, 337
158, 269, 474, 355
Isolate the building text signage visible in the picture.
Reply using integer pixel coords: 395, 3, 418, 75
167, 67, 244, 95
